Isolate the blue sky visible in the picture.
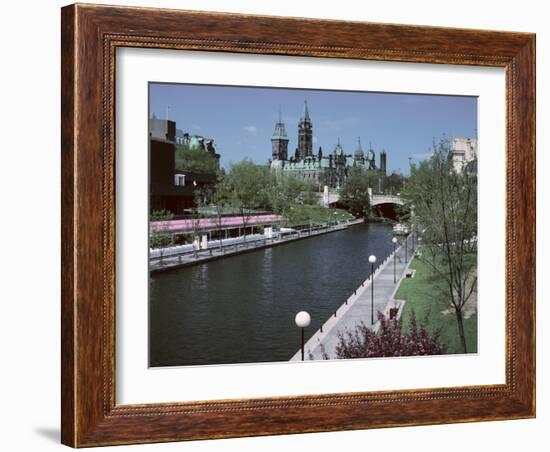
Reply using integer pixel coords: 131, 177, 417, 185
149, 83, 477, 174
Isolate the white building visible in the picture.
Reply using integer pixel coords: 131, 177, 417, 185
451, 137, 477, 174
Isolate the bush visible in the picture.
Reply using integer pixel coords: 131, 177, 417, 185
335, 311, 446, 358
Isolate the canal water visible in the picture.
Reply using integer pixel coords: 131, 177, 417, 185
149, 222, 394, 367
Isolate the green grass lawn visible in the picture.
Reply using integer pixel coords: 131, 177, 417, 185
395, 257, 478, 354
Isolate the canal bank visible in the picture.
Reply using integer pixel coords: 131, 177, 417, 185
291, 238, 414, 361
150, 222, 396, 367
150, 219, 363, 273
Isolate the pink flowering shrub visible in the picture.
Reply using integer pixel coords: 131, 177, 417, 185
335, 312, 446, 359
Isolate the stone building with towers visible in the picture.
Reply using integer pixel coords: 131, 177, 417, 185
270, 100, 388, 188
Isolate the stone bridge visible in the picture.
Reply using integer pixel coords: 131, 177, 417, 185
321, 189, 403, 207
370, 194, 404, 207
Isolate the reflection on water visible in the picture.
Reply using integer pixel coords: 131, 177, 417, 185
149, 223, 393, 366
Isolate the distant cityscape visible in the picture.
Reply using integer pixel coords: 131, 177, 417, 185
149, 101, 477, 215
269, 101, 386, 189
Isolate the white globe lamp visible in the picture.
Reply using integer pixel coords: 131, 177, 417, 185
295, 311, 311, 361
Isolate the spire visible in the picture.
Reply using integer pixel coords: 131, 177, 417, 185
379, 148, 387, 174
334, 137, 344, 156
366, 141, 376, 170
354, 136, 364, 159
271, 108, 288, 141
301, 100, 311, 122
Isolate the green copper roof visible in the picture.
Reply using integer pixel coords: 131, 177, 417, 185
367, 148, 375, 160
272, 109, 288, 141
333, 142, 345, 156
320, 157, 332, 168
271, 120, 289, 141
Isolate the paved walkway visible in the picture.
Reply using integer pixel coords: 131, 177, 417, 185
291, 239, 414, 361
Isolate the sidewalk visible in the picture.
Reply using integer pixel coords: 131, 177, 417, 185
291, 240, 413, 361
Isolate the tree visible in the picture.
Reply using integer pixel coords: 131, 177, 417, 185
267, 173, 318, 221
338, 170, 373, 218
335, 312, 446, 358
267, 173, 302, 215
299, 179, 319, 205
188, 191, 209, 258
382, 172, 405, 194
216, 160, 272, 241
402, 137, 477, 353
198, 186, 227, 253
175, 144, 219, 174
149, 210, 175, 262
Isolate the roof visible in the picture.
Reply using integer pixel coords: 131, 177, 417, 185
333, 142, 345, 156
301, 100, 311, 121
271, 120, 289, 141
367, 148, 375, 160
354, 137, 364, 158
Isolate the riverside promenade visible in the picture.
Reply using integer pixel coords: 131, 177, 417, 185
290, 239, 413, 361
150, 219, 364, 273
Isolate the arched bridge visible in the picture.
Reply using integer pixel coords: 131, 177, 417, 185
370, 194, 404, 207
320, 190, 404, 220
321, 191, 403, 207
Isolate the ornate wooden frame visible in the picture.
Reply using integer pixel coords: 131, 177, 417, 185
61, 3, 536, 447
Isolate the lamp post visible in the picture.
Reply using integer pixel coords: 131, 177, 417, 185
411, 204, 416, 253
392, 237, 397, 283
295, 311, 311, 361
368, 255, 377, 324
405, 234, 408, 263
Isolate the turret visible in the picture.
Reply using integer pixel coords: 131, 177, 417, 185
379, 149, 387, 174
297, 100, 313, 160
354, 137, 365, 161
367, 142, 376, 170
271, 109, 289, 161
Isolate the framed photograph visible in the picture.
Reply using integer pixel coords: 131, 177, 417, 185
61, 3, 536, 447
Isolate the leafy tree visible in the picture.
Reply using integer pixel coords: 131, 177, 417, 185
197, 186, 227, 252
382, 172, 405, 194
335, 312, 446, 358
402, 137, 477, 353
268, 174, 319, 224
299, 179, 319, 205
216, 160, 272, 241
338, 170, 373, 218
149, 210, 175, 261
187, 190, 210, 258
175, 144, 219, 174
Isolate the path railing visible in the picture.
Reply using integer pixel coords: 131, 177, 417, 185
150, 220, 362, 271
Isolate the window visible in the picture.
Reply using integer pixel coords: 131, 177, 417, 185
174, 174, 185, 186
